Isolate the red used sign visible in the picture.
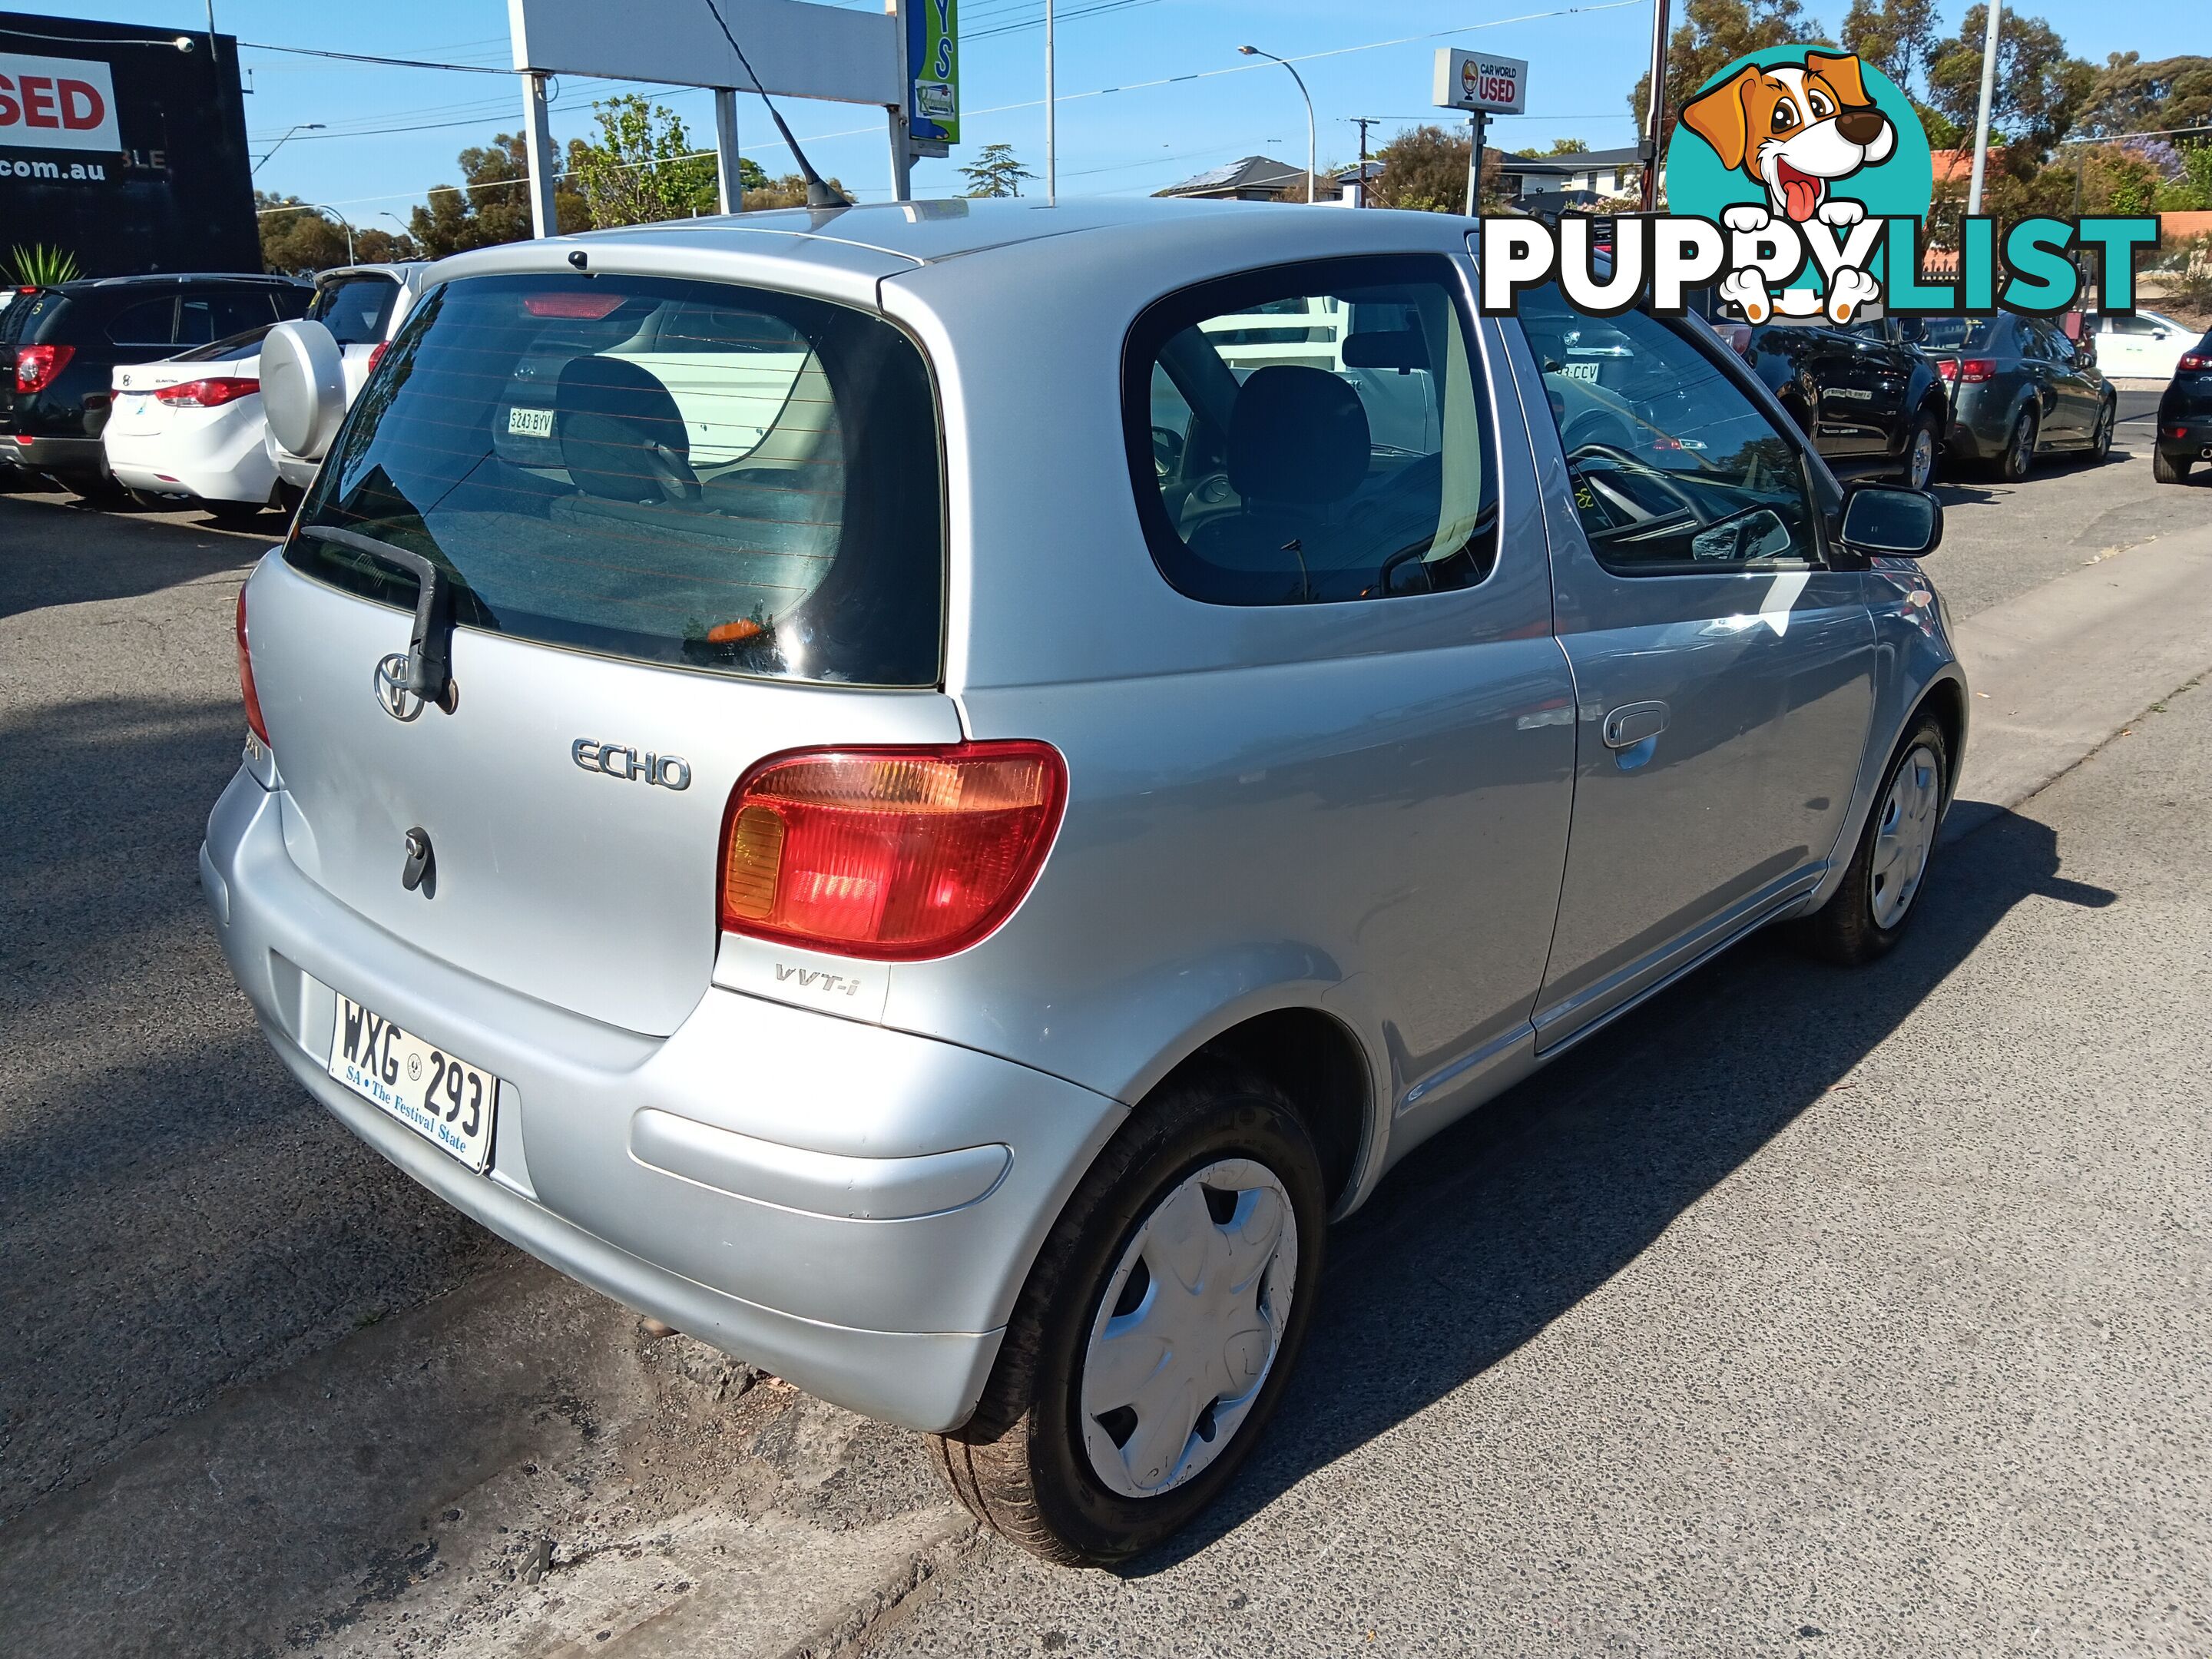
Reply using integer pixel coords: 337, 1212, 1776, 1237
0, 52, 121, 151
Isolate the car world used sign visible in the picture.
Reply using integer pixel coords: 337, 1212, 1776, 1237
1432, 48, 1528, 116
0, 51, 121, 151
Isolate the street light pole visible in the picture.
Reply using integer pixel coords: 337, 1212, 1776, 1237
1966, 0, 2003, 217
1640, 0, 1670, 210
253, 122, 324, 174
1239, 45, 1315, 203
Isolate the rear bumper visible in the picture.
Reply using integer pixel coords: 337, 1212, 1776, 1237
107, 416, 276, 507
11, 432, 104, 481
200, 765, 1126, 1432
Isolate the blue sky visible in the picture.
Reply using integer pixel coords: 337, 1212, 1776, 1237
38, 0, 2207, 224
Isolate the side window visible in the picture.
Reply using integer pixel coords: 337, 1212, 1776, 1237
213, 292, 280, 338
105, 298, 176, 346
1517, 283, 1822, 575
1124, 255, 1498, 607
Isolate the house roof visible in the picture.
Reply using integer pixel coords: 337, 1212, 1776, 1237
1500, 145, 1645, 178
1156, 156, 1309, 197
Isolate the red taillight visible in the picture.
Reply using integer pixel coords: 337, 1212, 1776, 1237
2181, 353, 2210, 373
718, 743, 1068, 961
15, 343, 74, 393
154, 376, 260, 409
366, 340, 389, 373
1956, 357, 1996, 383
522, 291, 624, 319
236, 586, 270, 747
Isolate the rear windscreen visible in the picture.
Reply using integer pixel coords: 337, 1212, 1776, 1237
288, 273, 945, 688
310, 276, 401, 346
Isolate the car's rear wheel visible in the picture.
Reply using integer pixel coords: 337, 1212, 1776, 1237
1797, 711, 1949, 965
1902, 408, 1940, 488
931, 1061, 1325, 1565
2088, 399, 2115, 463
2154, 447, 2193, 485
1997, 407, 2037, 481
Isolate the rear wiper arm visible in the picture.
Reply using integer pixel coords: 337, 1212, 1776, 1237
300, 525, 455, 708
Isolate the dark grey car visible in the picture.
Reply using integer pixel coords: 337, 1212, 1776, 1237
1912, 313, 2115, 480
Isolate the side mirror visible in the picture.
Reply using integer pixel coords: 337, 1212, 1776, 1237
1840, 483, 1942, 558
260, 319, 348, 461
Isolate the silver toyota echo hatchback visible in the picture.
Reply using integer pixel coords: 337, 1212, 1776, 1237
205, 199, 1965, 1564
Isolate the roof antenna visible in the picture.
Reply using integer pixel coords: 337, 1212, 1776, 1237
700, 0, 852, 209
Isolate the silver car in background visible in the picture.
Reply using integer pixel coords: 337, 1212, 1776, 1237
204, 200, 1963, 1564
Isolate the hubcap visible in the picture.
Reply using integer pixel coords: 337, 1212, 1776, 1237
1078, 1158, 1299, 1499
2010, 416, 2034, 477
1869, 743, 1941, 929
1909, 428, 1934, 487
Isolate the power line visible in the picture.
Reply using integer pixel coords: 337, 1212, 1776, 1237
237, 39, 511, 73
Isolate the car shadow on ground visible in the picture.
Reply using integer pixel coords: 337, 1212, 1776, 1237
1124, 801, 2116, 1576
0, 492, 280, 621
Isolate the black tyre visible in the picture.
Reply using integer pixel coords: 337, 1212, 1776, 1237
1996, 406, 2037, 481
207, 500, 273, 527
931, 1061, 1326, 1565
63, 474, 125, 504
2153, 447, 2193, 485
1798, 711, 1949, 965
2087, 399, 2114, 464
1901, 407, 1940, 488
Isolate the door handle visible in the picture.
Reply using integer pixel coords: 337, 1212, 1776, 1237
1602, 701, 1669, 749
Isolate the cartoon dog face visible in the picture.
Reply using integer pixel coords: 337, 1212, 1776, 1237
1680, 51, 1896, 223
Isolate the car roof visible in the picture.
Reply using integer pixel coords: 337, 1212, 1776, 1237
56, 273, 311, 294
427, 196, 1469, 293
317, 263, 427, 285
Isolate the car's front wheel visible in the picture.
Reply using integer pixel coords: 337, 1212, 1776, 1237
931, 1062, 1326, 1565
1997, 407, 2038, 481
1798, 711, 1949, 965
1902, 408, 1940, 488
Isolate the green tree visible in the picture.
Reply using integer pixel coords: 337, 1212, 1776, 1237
257, 193, 416, 275
961, 143, 1038, 198
1923, 6, 2092, 175
568, 95, 720, 227
1839, 0, 1940, 93
409, 133, 588, 258
743, 166, 849, 209
2076, 55, 2212, 142
1628, 0, 1829, 161
1372, 124, 1504, 214
1531, 137, 1591, 156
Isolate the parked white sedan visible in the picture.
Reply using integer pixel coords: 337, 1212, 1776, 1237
2088, 309, 2197, 382
104, 327, 279, 522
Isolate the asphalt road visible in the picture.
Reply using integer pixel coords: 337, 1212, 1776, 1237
0, 432, 2207, 1654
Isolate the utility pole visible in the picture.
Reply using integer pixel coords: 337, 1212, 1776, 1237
1966, 0, 2002, 217
1464, 111, 1486, 217
1640, 0, 1669, 210
1351, 116, 1378, 207
1045, 0, 1056, 204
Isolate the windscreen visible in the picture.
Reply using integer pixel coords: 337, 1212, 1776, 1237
287, 273, 945, 687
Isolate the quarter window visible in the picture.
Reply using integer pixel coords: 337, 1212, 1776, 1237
1125, 256, 1499, 606
104, 298, 175, 346
1518, 283, 1822, 575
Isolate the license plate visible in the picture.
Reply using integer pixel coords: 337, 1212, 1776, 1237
507, 405, 555, 438
327, 995, 498, 1171
1557, 362, 1601, 382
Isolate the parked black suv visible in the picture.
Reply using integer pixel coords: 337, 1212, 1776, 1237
2153, 328, 2212, 485
1737, 314, 1950, 488
1, 273, 310, 497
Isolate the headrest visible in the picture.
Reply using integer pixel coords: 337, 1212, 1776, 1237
556, 356, 688, 502
1226, 365, 1370, 505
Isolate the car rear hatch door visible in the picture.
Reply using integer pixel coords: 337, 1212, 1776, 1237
249, 267, 951, 1038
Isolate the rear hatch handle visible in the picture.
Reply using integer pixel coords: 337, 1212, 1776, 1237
300, 525, 455, 708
